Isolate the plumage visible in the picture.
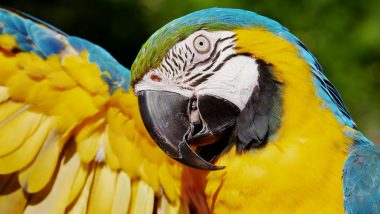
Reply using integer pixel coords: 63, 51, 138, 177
24, 143, 80, 213
0, 173, 28, 214
343, 135, 380, 213
236, 59, 282, 151
0, 116, 51, 174
111, 171, 132, 214
0, 7, 187, 213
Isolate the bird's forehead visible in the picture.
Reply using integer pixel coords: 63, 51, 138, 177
131, 8, 288, 84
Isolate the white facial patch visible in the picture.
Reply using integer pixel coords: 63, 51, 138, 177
134, 30, 236, 96
134, 69, 194, 97
194, 56, 259, 110
134, 30, 260, 111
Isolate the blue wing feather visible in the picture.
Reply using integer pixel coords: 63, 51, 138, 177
343, 136, 380, 214
0, 7, 130, 91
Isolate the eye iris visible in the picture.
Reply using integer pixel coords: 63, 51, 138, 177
194, 35, 210, 53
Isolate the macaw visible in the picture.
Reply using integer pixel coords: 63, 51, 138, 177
0, 6, 379, 214
0, 7, 188, 214
131, 7, 380, 214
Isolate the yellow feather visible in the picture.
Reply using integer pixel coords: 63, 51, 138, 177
0, 53, 19, 85
129, 180, 154, 214
0, 86, 9, 103
37, 87, 100, 126
18, 128, 62, 193
0, 35, 18, 51
139, 159, 160, 192
66, 164, 95, 214
203, 28, 351, 213
5, 66, 39, 102
62, 53, 109, 95
111, 136, 141, 179
87, 164, 117, 214
110, 171, 131, 214
157, 196, 169, 214
24, 143, 80, 214
138, 135, 165, 165
0, 101, 23, 124
76, 117, 105, 163
0, 102, 28, 128
2, 52, 108, 131
107, 108, 142, 178
0, 174, 28, 214
158, 163, 181, 202
0, 116, 52, 174
46, 70, 77, 90
77, 133, 101, 163
25, 54, 59, 81
67, 163, 89, 206
0, 110, 43, 156
157, 195, 186, 214
103, 128, 121, 170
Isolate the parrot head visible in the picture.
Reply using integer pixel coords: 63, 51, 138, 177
131, 8, 345, 170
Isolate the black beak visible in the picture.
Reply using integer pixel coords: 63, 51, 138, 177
138, 90, 240, 170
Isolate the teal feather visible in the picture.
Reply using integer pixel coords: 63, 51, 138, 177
343, 134, 380, 214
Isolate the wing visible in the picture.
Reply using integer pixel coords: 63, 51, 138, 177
343, 137, 380, 214
0, 8, 186, 213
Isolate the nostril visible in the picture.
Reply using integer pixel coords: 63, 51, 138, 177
190, 109, 200, 124
192, 123, 203, 136
190, 98, 200, 124
189, 98, 204, 138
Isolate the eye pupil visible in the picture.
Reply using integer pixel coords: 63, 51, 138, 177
199, 42, 204, 46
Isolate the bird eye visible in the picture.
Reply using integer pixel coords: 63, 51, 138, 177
193, 35, 211, 54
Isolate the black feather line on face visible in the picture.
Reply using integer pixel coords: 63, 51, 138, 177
190, 73, 214, 87
235, 59, 283, 152
171, 58, 180, 70
212, 52, 251, 72
164, 56, 175, 73
202, 51, 221, 71
187, 52, 250, 87
186, 38, 222, 74
177, 53, 185, 64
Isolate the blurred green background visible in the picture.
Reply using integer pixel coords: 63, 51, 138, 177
2, 0, 380, 142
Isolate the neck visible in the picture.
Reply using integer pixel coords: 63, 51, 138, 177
200, 27, 354, 212
203, 76, 352, 213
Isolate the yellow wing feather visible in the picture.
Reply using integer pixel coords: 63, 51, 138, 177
0, 174, 28, 214
0, 35, 188, 213
111, 171, 132, 214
